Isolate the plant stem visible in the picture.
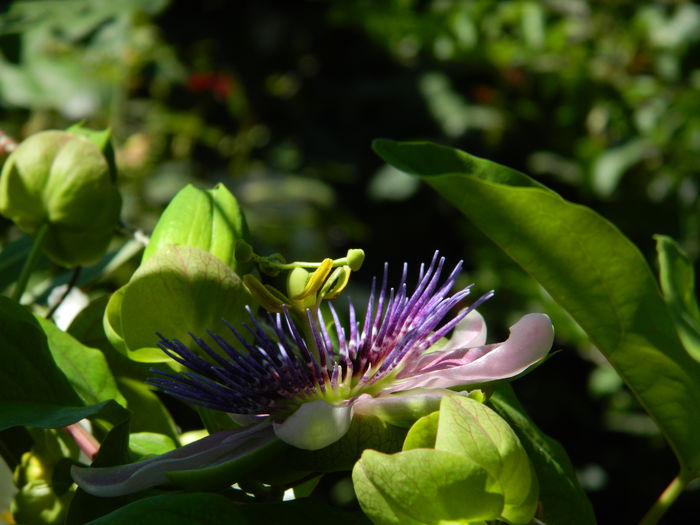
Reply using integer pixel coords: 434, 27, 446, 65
63, 423, 100, 461
45, 266, 82, 319
12, 222, 49, 303
639, 474, 688, 525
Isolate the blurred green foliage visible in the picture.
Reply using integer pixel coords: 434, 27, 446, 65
1, 0, 699, 521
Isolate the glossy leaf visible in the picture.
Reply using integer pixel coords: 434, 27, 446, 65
374, 139, 700, 478
656, 235, 700, 362
36, 316, 125, 406
490, 385, 596, 525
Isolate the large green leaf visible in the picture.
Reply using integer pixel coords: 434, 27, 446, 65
490, 385, 596, 525
373, 139, 700, 478
0, 296, 81, 407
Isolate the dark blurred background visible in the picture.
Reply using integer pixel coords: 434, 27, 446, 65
1, 0, 699, 521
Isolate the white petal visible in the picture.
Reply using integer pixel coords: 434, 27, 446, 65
273, 400, 353, 450
386, 313, 554, 392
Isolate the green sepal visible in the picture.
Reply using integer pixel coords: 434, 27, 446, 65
65, 123, 117, 183
104, 245, 252, 362
401, 411, 439, 450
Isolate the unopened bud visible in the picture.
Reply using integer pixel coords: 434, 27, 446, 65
0, 129, 121, 266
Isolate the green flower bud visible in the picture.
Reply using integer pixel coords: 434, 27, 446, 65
13, 452, 48, 486
0, 130, 121, 266
11, 480, 70, 525
143, 183, 250, 273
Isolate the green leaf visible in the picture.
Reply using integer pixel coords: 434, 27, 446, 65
117, 377, 178, 441
490, 385, 596, 525
373, 138, 700, 478
86, 493, 370, 525
128, 432, 177, 461
353, 448, 502, 525
0, 295, 81, 406
655, 235, 700, 362
36, 316, 125, 406
105, 245, 252, 362
0, 401, 111, 432
0, 234, 45, 291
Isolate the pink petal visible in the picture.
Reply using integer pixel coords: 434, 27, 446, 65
385, 313, 553, 392
398, 310, 487, 377
442, 309, 488, 351
71, 421, 274, 497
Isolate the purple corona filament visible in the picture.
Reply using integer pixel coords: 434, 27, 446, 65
147, 252, 493, 419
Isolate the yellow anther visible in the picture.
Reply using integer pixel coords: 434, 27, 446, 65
291, 258, 334, 300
